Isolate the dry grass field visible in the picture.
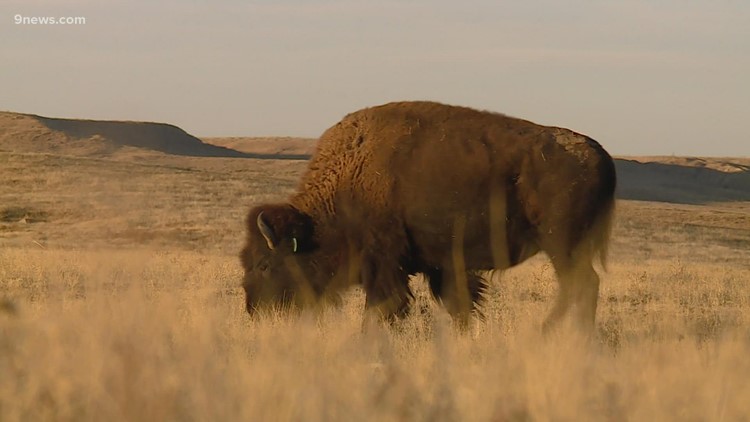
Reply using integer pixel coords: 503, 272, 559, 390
2, 128, 750, 420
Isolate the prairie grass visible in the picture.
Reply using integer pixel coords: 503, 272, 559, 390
2, 248, 750, 421
1, 151, 749, 421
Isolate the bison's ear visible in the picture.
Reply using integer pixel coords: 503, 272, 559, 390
253, 205, 315, 253
257, 211, 277, 250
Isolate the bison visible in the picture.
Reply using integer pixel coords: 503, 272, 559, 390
241, 101, 616, 332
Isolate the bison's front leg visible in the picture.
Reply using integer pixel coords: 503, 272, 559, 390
361, 256, 413, 325
425, 267, 486, 328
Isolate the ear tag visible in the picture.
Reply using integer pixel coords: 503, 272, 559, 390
292, 237, 298, 253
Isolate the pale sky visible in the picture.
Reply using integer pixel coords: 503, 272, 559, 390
2, 0, 748, 156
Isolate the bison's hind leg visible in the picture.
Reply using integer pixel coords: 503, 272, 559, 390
425, 268, 489, 326
542, 248, 602, 335
542, 227, 600, 333
540, 194, 613, 336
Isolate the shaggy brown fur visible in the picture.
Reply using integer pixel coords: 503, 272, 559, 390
240, 101, 616, 331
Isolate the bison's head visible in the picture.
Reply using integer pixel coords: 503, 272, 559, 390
240, 204, 324, 314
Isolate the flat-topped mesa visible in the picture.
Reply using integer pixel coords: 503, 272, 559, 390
0, 111, 246, 157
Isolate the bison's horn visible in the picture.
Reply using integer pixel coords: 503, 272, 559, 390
257, 211, 276, 250
292, 237, 298, 253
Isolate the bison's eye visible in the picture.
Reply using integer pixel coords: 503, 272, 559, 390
256, 262, 269, 273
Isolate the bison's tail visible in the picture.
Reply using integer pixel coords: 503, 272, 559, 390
582, 138, 617, 272
590, 196, 615, 272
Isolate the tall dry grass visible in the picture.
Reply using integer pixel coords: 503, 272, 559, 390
2, 247, 749, 421
2, 150, 749, 420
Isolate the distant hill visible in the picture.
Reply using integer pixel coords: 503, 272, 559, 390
624, 156, 750, 174
615, 157, 750, 204
0, 112, 296, 159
